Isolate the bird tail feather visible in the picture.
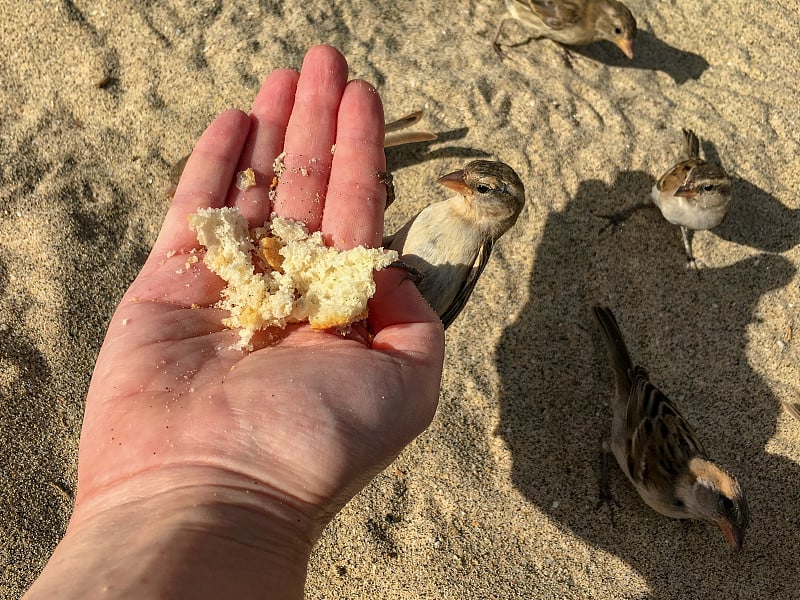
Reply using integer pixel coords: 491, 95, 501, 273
592, 305, 634, 376
682, 128, 700, 160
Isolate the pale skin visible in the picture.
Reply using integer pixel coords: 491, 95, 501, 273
25, 45, 445, 599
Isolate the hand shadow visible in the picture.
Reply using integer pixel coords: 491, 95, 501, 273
494, 171, 800, 597
0, 256, 69, 589
570, 30, 709, 84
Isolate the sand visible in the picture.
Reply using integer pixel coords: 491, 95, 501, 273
1, 1, 799, 598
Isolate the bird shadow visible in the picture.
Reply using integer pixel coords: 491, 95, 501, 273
571, 30, 709, 84
714, 176, 800, 253
699, 139, 800, 253
494, 171, 800, 596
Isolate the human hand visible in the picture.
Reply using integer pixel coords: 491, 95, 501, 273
27, 45, 444, 599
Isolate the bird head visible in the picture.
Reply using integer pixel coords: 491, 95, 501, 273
436, 160, 526, 238
595, 0, 637, 59
675, 163, 732, 205
680, 458, 749, 550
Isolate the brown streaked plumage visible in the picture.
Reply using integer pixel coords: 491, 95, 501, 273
652, 129, 732, 268
593, 305, 749, 550
493, 0, 637, 59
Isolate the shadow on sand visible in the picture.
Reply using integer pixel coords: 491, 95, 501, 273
495, 170, 800, 596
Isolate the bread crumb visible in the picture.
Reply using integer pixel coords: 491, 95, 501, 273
236, 168, 256, 191
188, 207, 397, 350
258, 236, 284, 272
273, 152, 286, 177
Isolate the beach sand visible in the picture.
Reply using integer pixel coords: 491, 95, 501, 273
2, 1, 799, 597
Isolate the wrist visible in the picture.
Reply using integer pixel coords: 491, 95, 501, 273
26, 467, 318, 599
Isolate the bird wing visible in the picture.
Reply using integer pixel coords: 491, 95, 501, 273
656, 158, 705, 193
439, 238, 493, 330
525, 0, 584, 29
625, 367, 707, 493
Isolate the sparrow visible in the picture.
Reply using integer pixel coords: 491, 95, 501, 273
384, 160, 525, 329
492, 0, 637, 60
652, 129, 732, 268
164, 110, 437, 197
592, 305, 749, 550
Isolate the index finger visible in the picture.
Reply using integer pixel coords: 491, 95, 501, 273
148, 109, 250, 261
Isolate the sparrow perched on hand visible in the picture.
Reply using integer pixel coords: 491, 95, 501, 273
165, 110, 437, 197
492, 0, 637, 60
384, 160, 525, 329
652, 129, 732, 268
592, 305, 749, 550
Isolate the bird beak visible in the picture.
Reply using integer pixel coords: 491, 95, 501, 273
615, 38, 634, 59
673, 184, 698, 198
717, 518, 745, 551
436, 169, 469, 195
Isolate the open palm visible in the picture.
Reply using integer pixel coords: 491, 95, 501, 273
72, 46, 444, 539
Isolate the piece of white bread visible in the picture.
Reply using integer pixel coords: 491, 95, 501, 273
188, 207, 397, 350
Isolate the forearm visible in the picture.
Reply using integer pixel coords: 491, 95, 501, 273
25, 473, 315, 599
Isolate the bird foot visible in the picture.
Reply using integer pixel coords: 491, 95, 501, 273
595, 439, 620, 526
375, 171, 395, 210
596, 202, 648, 235
387, 260, 423, 285
685, 255, 705, 278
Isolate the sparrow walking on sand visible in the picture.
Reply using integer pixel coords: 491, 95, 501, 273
652, 129, 732, 269
492, 0, 637, 60
384, 160, 525, 329
592, 305, 749, 550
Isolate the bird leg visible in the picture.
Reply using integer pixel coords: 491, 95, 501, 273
595, 439, 620, 526
491, 17, 509, 57
680, 226, 703, 274
554, 42, 576, 69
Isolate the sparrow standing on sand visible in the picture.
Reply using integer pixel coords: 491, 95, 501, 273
492, 0, 637, 60
592, 305, 749, 550
652, 129, 732, 268
384, 160, 525, 329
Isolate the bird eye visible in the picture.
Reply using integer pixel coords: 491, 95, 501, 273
702, 184, 714, 191
719, 496, 735, 513
614, 27, 622, 35
475, 184, 492, 194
